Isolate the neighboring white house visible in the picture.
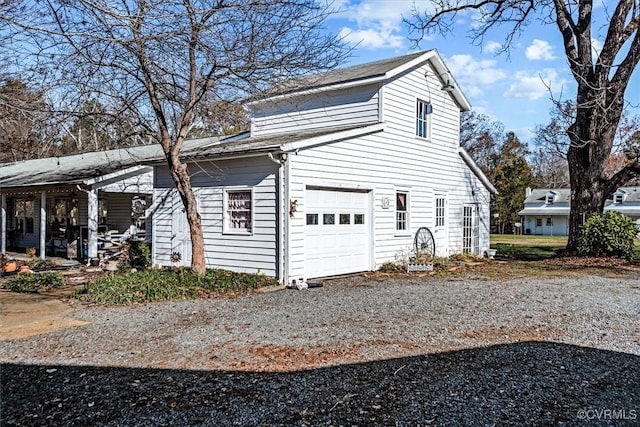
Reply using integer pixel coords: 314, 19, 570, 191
604, 187, 640, 226
518, 188, 572, 235
519, 186, 640, 236
152, 50, 497, 284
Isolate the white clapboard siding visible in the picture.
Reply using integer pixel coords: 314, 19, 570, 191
249, 83, 380, 136
153, 156, 279, 276
286, 61, 491, 279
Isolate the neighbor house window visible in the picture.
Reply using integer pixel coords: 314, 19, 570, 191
15, 199, 34, 234
225, 189, 252, 233
435, 197, 445, 227
396, 191, 408, 231
536, 218, 542, 227
546, 217, 552, 226
545, 193, 555, 204
416, 99, 431, 138
614, 193, 624, 204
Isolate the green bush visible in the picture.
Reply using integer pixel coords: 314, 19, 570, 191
578, 211, 638, 259
124, 240, 151, 270
3, 272, 65, 293
78, 268, 279, 305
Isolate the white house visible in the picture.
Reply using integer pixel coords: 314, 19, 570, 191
604, 187, 640, 226
151, 50, 497, 285
518, 188, 572, 235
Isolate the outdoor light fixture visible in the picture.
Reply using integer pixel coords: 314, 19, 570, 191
441, 80, 455, 92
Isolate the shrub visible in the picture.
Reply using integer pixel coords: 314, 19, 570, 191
123, 240, 151, 270
78, 268, 279, 305
3, 272, 65, 293
578, 211, 638, 259
378, 262, 405, 273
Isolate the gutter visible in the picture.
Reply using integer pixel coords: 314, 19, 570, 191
458, 147, 498, 195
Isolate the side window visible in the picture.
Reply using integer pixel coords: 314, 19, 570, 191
536, 218, 542, 227
224, 189, 252, 233
416, 99, 431, 138
396, 191, 408, 231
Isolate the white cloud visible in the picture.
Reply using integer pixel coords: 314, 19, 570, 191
331, 0, 419, 50
484, 41, 502, 54
339, 27, 405, 49
445, 54, 508, 96
591, 38, 603, 58
504, 69, 565, 100
526, 39, 556, 60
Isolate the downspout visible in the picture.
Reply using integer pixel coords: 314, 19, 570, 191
267, 152, 288, 285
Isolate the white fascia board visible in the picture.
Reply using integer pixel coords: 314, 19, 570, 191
246, 76, 387, 108
427, 52, 471, 112
459, 147, 498, 194
83, 165, 153, 188
280, 123, 385, 152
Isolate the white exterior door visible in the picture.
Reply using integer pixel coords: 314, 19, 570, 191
171, 191, 194, 267
305, 188, 371, 278
433, 194, 448, 257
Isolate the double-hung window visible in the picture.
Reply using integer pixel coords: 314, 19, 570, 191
224, 189, 252, 234
416, 99, 431, 138
396, 191, 408, 231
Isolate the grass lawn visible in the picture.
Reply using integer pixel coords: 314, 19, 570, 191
490, 234, 568, 260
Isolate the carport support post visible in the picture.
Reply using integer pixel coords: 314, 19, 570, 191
40, 191, 46, 260
87, 188, 99, 261
1, 193, 6, 254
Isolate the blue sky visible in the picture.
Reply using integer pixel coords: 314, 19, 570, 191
325, 0, 640, 144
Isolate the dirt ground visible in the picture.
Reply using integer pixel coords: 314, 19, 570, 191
0, 286, 88, 341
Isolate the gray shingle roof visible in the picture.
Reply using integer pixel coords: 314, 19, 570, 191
0, 124, 378, 188
262, 51, 431, 97
0, 136, 221, 188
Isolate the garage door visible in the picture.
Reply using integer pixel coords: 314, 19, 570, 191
305, 188, 371, 278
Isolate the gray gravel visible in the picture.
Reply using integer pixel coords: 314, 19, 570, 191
2, 273, 640, 425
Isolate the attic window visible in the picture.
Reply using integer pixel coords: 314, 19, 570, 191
416, 99, 431, 139
614, 194, 624, 204
545, 193, 555, 204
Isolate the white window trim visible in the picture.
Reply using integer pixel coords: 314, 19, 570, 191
415, 98, 431, 140
395, 189, 411, 236
223, 187, 254, 235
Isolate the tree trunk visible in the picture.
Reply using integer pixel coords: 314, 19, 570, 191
565, 110, 616, 253
169, 156, 206, 276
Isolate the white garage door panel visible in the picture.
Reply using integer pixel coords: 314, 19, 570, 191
305, 189, 370, 278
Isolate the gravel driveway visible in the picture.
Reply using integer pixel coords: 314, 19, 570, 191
2, 270, 640, 425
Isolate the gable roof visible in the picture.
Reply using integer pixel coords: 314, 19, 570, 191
249, 50, 470, 111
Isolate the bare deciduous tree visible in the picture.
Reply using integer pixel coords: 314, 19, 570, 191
406, 0, 640, 253
3, 0, 349, 274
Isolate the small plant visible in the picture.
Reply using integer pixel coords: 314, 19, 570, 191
25, 247, 36, 257
578, 211, 638, 259
378, 261, 405, 273
2, 272, 65, 293
125, 240, 151, 270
